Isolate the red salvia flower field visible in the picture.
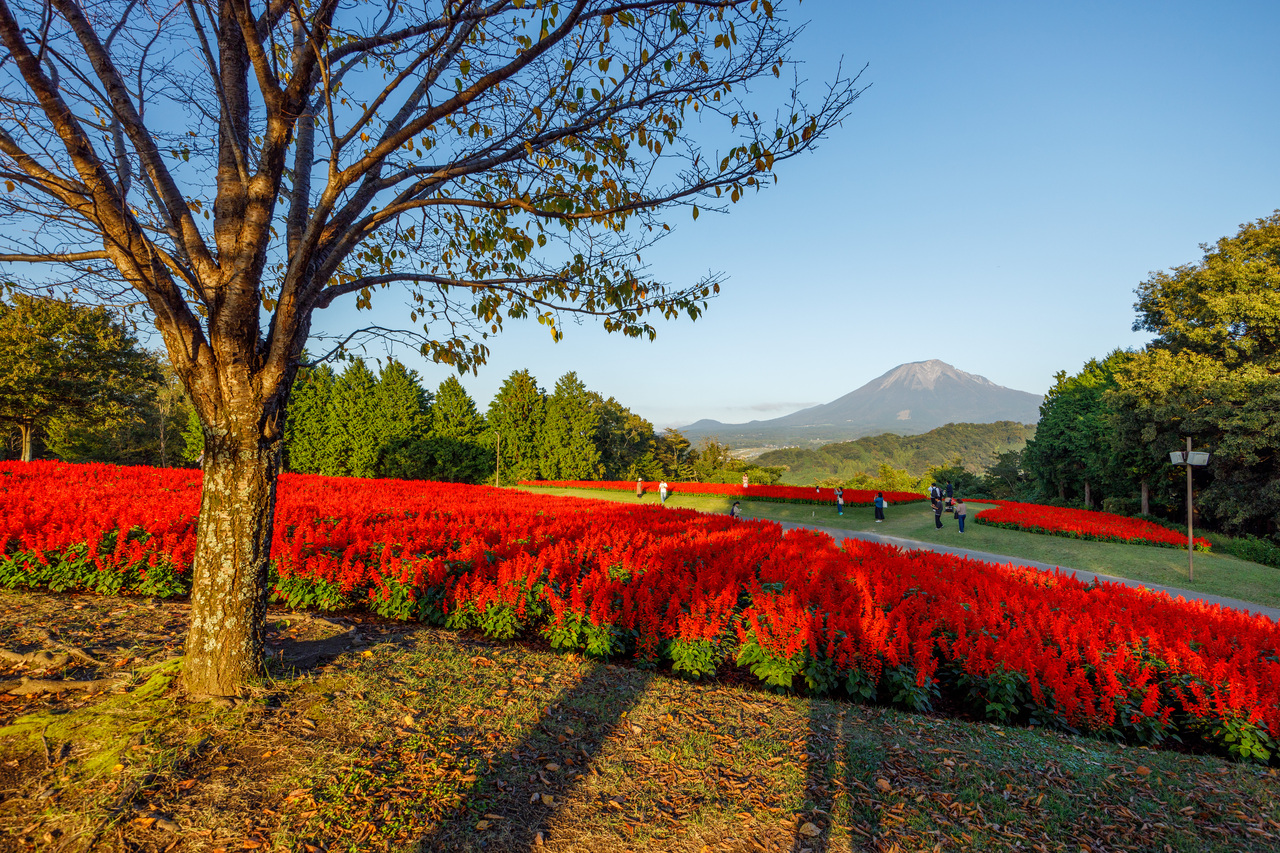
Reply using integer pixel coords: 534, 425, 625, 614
975, 501, 1212, 551
521, 479, 925, 506
2, 461, 1276, 762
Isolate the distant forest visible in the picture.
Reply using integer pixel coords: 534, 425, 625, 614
754, 421, 1037, 485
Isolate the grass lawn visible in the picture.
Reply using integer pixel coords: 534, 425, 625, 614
517, 487, 1280, 610
3, 591, 1278, 853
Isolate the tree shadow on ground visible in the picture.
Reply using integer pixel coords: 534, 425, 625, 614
264, 612, 410, 671
792, 700, 894, 853
412, 660, 654, 852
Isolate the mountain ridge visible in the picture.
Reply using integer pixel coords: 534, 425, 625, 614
682, 360, 1042, 447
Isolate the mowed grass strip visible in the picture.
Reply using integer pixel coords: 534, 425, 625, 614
517, 486, 1280, 609
3, 591, 1279, 853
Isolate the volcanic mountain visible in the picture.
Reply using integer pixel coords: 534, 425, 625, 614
681, 360, 1043, 447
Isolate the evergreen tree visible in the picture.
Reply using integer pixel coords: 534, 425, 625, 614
371, 359, 433, 479
980, 450, 1032, 500
324, 359, 381, 477
284, 364, 337, 474
153, 358, 194, 468
487, 370, 545, 484
1022, 352, 1129, 507
181, 407, 204, 464
654, 428, 697, 480
428, 376, 492, 483
593, 395, 659, 480
540, 372, 602, 480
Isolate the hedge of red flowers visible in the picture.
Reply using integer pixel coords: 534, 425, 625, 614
521, 479, 925, 507
3, 461, 1276, 762
975, 501, 1212, 551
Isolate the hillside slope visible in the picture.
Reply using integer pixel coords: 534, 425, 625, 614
755, 421, 1036, 483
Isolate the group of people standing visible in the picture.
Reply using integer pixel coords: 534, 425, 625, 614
634, 478, 965, 532
635, 478, 671, 503
929, 481, 967, 532
829, 487, 890, 520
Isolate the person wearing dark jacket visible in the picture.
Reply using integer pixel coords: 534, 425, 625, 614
934, 498, 944, 529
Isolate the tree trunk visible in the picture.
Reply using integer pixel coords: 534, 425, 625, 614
1140, 479, 1149, 515
158, 410, 168, 468
1083, 480, 1092, 510
1058, 482, 1065, 501
18, 423, 33, 462
181, 425, 283, 698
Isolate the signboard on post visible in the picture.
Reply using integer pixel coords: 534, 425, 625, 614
1171, 437, 1211, 581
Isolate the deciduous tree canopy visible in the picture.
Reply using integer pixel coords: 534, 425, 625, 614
1025, 212, 1280, 537
1134, 211, 1280, 370
0, 295, 157, 461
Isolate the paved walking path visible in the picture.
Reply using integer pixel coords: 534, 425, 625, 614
776, 520, 1280, 623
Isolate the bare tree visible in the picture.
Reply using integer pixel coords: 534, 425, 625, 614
0, 0, 862, 698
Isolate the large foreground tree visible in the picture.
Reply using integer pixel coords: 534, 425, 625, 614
0, 0, 860, 697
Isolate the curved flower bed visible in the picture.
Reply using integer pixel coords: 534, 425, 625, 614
975, 501, 1212, 551
521, 479, 925, 506
2, 461, 1275, 762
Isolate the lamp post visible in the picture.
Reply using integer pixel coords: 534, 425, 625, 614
1168, 437, 1210, 581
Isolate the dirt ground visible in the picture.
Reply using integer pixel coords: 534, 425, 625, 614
3, 590, 1280, 853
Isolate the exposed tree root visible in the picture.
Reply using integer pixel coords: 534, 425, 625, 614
35, 628, 107, 667
0, 649, 71, 669
0, 676, 120, 696
280, 612, 356, 635
0, 627, 109, 676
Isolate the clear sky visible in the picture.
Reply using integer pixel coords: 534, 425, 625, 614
324, 0, 1280, 430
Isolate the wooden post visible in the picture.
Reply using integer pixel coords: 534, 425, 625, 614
1186, 436, 1194, 582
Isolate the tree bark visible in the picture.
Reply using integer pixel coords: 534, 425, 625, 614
1083, 480, 1092, 510
1140, 479, 1149, 516
180, 424, 283, 698
19, 422, 33, 462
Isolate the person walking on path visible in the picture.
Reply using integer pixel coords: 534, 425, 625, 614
934, 497, 945, 529
874, 492, 888, 522
730, 501, 743, 520
636, 478, 644, 499
954, 498, 967, 533
835, 486, 844, 516
659, 480, 669, 503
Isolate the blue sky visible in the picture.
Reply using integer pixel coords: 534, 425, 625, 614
332, 0, 1280, 429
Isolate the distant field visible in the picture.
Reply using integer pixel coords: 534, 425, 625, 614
516, 486, 1280, 610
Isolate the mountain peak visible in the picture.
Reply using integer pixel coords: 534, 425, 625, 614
877, 359, 995, 392
681, 360, 1040, 447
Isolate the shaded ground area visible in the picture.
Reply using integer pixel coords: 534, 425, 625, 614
2, 591, 1279, 852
